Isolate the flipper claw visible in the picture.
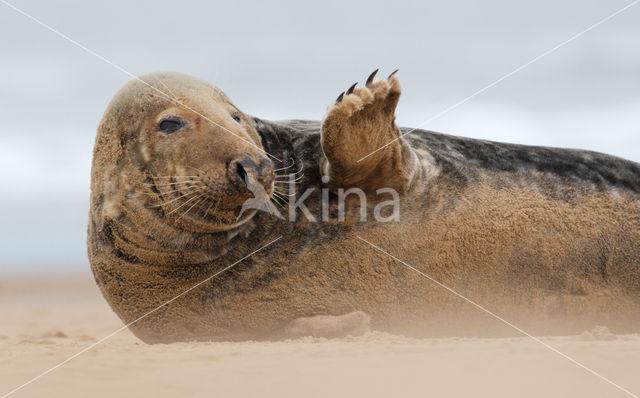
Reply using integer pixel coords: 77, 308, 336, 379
366, 69, 378, 86
346, 82, 357, 95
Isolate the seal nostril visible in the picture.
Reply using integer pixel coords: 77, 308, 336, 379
235, 162, 248, 185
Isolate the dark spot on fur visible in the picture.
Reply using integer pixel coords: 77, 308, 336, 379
100, 221, 141, 264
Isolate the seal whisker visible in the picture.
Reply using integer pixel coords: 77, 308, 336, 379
145, 178, 203, 188
185, 165, 205, 174
148, 187, 202, 208
145, 181, 197, 188
274, 165, 294, 172
273, 189, 296, 199
196, 197, 209, 217
156, 186, 201, 202
273, 184, 296, 201
275, 162, 303, 176
270, 195, 286, 207
165, 192, 204, 216
273, 181, 299, 186
275, 174, 304, 182
271, 196, 287, 209
176, 197, 204, 221
202, 197, 216, 217
273, 191, 295, 202
270, 191, 288, 203
151, 175, 200, 179
274, 181, 295, 190
142, 186, 194, 196
212, 196, 222, 213
151, 177, 199, 181
146, 179, 200, 187
274, 157, 296, 172
273, 187, 296, 196
275, 171, 304, 179
274, 174, 301, 182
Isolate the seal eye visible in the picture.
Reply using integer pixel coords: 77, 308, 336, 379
158, 118, 184, 134
232, 114, 241, 123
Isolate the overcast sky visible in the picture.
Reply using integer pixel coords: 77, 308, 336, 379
0, 0, 638, 272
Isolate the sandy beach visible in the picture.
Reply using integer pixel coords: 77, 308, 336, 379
1, 0, 639, 397
1, 272, 638, 398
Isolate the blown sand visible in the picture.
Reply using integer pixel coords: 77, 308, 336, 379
1, 272, 639, 398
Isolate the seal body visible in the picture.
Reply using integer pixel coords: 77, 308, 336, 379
88, 72, 640, 343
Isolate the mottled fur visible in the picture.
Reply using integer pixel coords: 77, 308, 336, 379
89, 72, 640, 343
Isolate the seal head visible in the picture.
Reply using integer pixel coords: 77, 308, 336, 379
92, 72, 274, 233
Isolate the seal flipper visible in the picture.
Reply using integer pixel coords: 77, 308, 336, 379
320, 70, 419, 194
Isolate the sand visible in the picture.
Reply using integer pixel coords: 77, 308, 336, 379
1, 272, 639, 398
